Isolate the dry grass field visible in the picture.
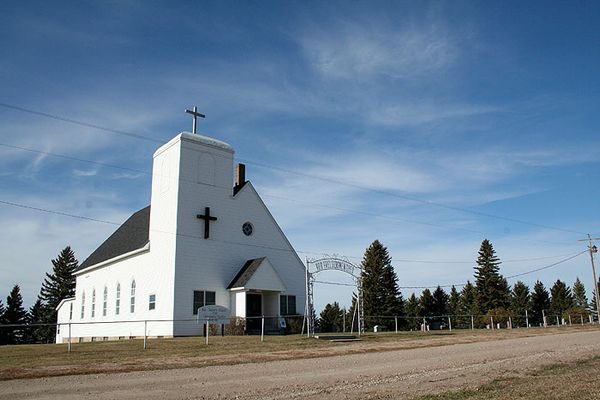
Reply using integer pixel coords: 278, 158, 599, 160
1, 325, 598, 381
419, 355, 600, 400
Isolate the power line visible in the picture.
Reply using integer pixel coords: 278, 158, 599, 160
0, 141, 582, 258
395, 250, 588, 290
0, 101, 587, 237
0, 103, 164, 144
0, 141, 582, 249
0, 198, 587, 283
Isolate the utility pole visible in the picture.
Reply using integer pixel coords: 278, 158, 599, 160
579, 234, 600, 323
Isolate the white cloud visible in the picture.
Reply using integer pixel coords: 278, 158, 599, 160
368, 101, 499, 127
301, 23, 456, 80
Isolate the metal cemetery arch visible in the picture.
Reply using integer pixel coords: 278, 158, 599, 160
305, 256, 364, 336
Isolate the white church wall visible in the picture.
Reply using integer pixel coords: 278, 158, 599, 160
59, 250, 175, 341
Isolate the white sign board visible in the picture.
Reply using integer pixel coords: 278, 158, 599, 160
197, 305, 230, 325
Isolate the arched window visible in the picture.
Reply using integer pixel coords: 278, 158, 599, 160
91, 289, 96, 318
103, 286, 108, 317
80, 291, 85, 319
115, 283, 121, 315
130, 280, 136, 313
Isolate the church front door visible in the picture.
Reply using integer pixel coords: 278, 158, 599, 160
246, 293, 262, 332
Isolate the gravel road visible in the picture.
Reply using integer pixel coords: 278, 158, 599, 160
2, 330, 599, 400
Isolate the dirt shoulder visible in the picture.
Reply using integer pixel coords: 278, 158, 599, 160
1, 328, 599, 399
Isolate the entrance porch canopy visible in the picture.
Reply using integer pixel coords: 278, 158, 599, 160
227, 257, 287, 318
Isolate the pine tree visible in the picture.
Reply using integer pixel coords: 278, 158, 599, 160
405, 293, 420, 330
5, 285, 27, 344
38, 246, 78, 341
549, 279, 573, 321
318, 302, 344, 332
572, 278, 588, 312
419, 288, 434, 317
473, 239, 509, 314
592, 278, 600, 321
448, 286, 460, 316
24, 299, 45, 344
432, 286, 449, 316
529, 280, 550, 326
458, 281, 477, 328
509, 281, 530, 327
0, 299, 6, 345
360, 240, 403, 328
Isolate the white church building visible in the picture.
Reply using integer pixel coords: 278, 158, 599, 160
55, 129, 306, 342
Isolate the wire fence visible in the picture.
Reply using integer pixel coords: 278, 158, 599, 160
0, 312, 597, 352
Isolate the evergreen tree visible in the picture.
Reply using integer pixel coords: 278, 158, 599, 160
457, 281, 477, 328
38, 246, 78, 341
360, 240, 403, 328
572, 278, 588, 311
318, 302, 344, 332
592, 278, 600, 321
24, 299, 45, 344
473, 239, 509, 314
5, 285, 27, 344
419, 288, 434, 317
549, 279, 573, 320
431, 286, 449, 316
509, 281, 530, 327
529, 280, 550, 326
448, 286, 460, 316
405, 293, 420, 330
0, 299, 6, 345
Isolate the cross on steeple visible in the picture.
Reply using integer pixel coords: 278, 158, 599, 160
185, 106, 205, 134
197, 207, 217, 239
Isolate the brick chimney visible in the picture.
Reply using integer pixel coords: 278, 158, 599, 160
233, 163, 246, 195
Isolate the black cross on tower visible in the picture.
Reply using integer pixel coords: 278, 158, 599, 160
185, 106, 205, 134
197, 207, 217, 239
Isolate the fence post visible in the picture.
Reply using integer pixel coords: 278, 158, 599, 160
395, 316, 398, 333
490, 316, 494, 330
508, 316, 512, 329
143, 320, 147, 349
542, 310, 547, 327
448, 316, 452, 331
568, 315, 572, 326
471, 315, 474, 330
556, 315, 560, 326
581, 314, 584, 326
261, 316, 265, 342
68, 322, 72, 353
205, 319, 209, 345
525, 310, 529, 328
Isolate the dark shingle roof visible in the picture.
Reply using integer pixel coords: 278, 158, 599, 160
77, 206, 150, 271
227, 257, 266, 289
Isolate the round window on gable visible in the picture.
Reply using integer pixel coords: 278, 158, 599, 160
242, 222, 254, 236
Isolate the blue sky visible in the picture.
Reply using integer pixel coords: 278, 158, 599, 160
1, 1, 599, 312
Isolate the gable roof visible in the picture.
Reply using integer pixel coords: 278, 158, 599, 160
227, 257, 286, 291
77, 206, 150, 271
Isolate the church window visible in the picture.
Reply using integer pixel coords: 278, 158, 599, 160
80, 292, 85, 319
149, 294, 156, 310
91, 289, 96, 318
103, 286, 108, 317
242, 222, 253, 236
130, 280, 136, 313
69, 303, 73, 320
116, 283, 121, 315
280, 295, 296, 315
193, 290, 216, 314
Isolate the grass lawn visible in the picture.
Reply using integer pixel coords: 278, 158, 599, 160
418, 356, 600, 400
0, 325, 598, 381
